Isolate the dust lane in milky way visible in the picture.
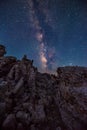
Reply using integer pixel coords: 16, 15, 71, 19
27, 0, 56, 72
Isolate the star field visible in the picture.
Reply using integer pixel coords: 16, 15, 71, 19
0, 0, 87, 73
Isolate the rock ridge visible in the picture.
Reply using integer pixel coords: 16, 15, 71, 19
0, 45, 87, 130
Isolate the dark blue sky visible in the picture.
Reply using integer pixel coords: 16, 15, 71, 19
0, 0, 87, 72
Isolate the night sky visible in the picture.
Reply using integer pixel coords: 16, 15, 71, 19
0, 0, 87, 73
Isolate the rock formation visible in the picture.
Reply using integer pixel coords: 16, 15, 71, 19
0, 45, 87, 130
0, 45, 6, 57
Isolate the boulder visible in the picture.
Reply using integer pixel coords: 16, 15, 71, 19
16, 111, 30, 125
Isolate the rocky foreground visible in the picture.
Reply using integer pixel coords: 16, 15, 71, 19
0, 45, 87, 130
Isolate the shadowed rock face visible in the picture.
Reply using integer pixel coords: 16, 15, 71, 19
0, 45, 87, 130
56, 67, 87, 130
0, 56, 17, 78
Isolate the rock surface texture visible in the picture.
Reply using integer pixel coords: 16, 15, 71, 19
0, 45, 87, 130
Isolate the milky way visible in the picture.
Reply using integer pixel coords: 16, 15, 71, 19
27, 0, 56, 72
0, 0, 87, 73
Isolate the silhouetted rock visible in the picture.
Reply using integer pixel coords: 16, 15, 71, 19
0, 45, 87, 130
0, 45, 6, 57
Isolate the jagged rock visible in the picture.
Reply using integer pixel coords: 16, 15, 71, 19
0, 56, 17, 77
13, 77, 24, 94
0, 45, 6, 57
7, 57, 36, 82
56, 67, 87, 130
0, 46, 87, 130
57, 66, 87, 85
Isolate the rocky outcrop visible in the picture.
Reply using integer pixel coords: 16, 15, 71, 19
0, 45, 6, 57
56, 67, 87, 130
0, 56, 17, 78
0, 45, 17, 77
0, 45, 87, 130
